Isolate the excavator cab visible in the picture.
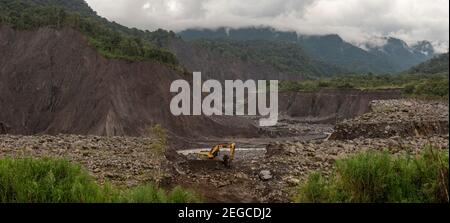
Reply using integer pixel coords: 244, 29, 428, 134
198, 143, 236, 167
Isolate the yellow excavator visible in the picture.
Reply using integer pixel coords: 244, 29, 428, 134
198, 143, 236, 167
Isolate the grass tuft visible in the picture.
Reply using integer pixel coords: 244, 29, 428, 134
0, 157, 200, 203
295, 147, 449, 203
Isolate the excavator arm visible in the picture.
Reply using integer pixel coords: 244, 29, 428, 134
228, 143, 236, 161
199, 143, 236, 166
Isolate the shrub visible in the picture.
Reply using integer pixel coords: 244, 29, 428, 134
281, 73, 449, 100
0, 157, 103, 202
414, 79, 449, 99
0, 157, 200, 203
336, 82, 355, 89
317, 81, 331, 88
295, 147, 449, 203
150, 124, 168, 154
146, 124, 170, 186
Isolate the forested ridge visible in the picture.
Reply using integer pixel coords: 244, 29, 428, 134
195, 39, 350, 77
408, 53, 449, 75
0, 0, 180, 67
180, 27, 437, 74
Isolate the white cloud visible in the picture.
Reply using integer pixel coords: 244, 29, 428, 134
85, 0, 449, 52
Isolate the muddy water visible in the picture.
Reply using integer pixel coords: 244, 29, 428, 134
174, 121, 333, 163
177, 147, 267, 161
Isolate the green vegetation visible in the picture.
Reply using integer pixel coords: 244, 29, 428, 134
281, 73, 449, 99
281, 52, 449, 99
195, 39, 348, 77
408, 53, 449, 75
148, 124, 168, 186
180, 27, 433, 74
150, 124, 168, 155
0, 157, 200, 203
0, 0, 179, 66
295, 147, 449, 203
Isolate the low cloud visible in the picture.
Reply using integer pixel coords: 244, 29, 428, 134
85, 0, 449, 52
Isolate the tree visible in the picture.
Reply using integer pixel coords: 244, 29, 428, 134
67, 12, 80, 27
56, 8, 66, 28
149, 124, 168, 186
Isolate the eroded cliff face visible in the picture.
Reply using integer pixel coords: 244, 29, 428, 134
279, 89, 404, 123
0, 26, 257, 137
330, 100, 449, 140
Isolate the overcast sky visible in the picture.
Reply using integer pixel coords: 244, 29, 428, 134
85, 0, 449, 52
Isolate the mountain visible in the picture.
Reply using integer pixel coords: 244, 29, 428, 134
167, 38, 305, 81
179, 27, 352, 76
407, 53, 449, 74
187, 39, 349, 78
180, 27, 298, 42
164, 27, 337, 79
363, 37, 435, 71
411, 41, 435, 56
296, 34, 397, 74
179, 27, 436, 74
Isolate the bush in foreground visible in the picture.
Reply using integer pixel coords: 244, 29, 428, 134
0, 157, 200, 203
295, 147, 449, 203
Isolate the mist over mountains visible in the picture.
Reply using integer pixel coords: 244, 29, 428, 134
84, 0, 449, 51
179, 27, 440, 74
1, 0, 447, 78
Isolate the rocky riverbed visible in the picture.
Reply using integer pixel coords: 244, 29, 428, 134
0, 99, 448, 202
171, 134, 449, 203
0, 135, 167, 187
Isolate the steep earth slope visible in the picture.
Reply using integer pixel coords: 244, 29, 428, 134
279, 89, 403, 123
0, 26, 257, 137
330, 100, 449, 140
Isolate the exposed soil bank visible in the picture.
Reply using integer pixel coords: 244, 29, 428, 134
330, 100, 449, 139
0, 26, 257, 138
279, 89, 403, 123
